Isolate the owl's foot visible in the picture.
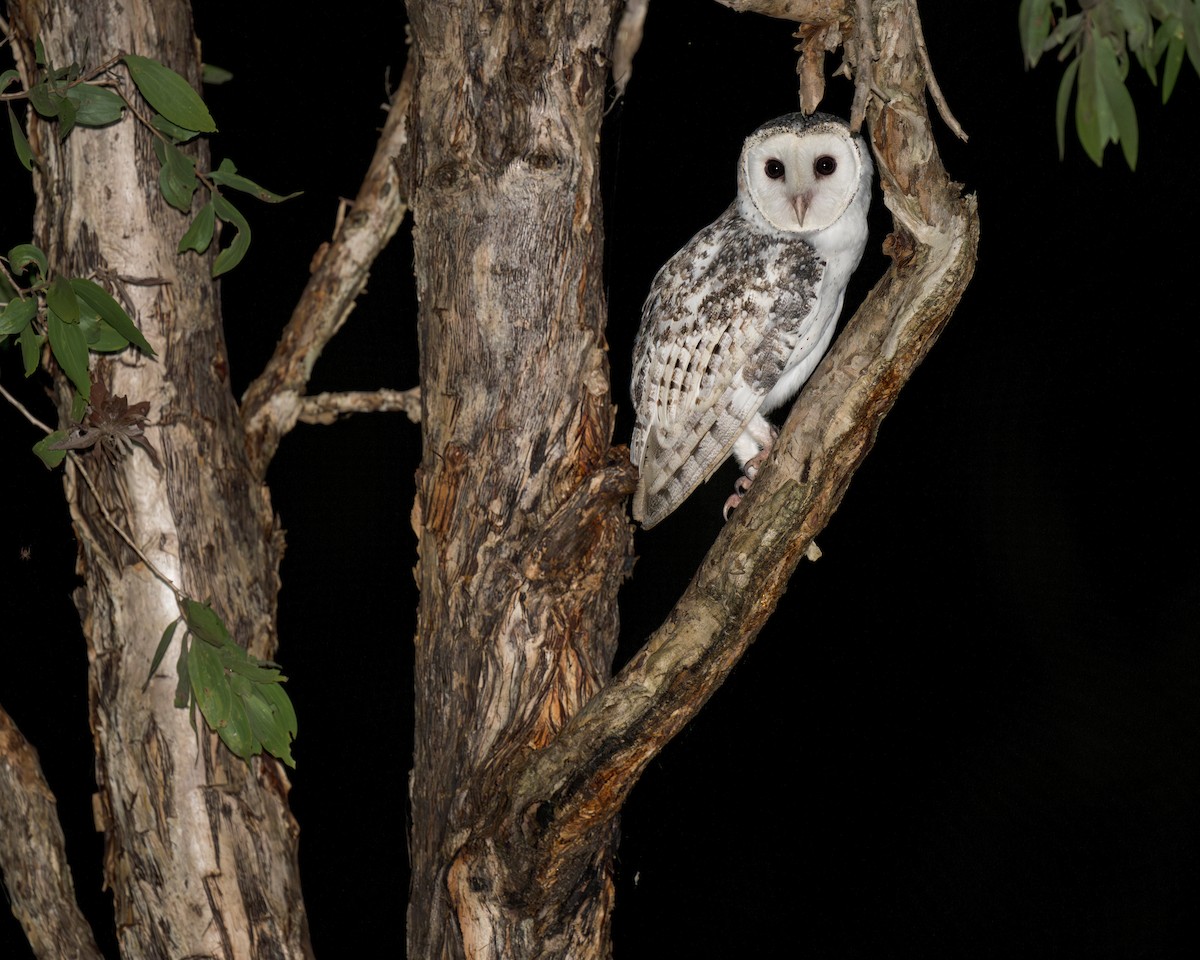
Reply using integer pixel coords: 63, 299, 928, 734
722, 430, 777, 520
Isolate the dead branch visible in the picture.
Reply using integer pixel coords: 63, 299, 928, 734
0, 703, 104, 960
297, 387, 422, 424
240, 57, 414, 477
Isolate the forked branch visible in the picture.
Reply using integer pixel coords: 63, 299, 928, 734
505, 0, 979, 894
240, 58, 415, 477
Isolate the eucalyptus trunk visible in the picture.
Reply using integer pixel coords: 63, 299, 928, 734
8, 1, 310, 957
405, 1, 632, 957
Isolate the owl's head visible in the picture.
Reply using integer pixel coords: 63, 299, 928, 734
737, 113, 872, 241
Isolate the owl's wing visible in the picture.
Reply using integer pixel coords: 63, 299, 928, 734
631, 214, 824, 527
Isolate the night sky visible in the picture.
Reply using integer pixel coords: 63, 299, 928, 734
3, 2, 1198, 957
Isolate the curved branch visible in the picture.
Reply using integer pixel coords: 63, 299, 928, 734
0, 703, 104, 960
298, 387, 422, 424
240, 57, 414, 477
506, 0, 979, 894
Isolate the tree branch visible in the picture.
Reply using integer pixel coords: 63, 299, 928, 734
506, 0, 979, 897
240, 57, 414, 477
297, 387, 422, 425
0, 703, 104, 960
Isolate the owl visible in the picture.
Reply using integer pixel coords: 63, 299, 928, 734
630, 112, 873, 528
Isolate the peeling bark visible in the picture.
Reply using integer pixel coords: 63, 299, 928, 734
8, 1, 310, 956
0, 703, 103, 960
405, 1, 975, 958
405, 1, 631, 956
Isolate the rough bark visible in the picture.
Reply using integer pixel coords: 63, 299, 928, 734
507, 0, 979, 865
406, 1, 976, 958
0, 704, 104, 960
8, 1, 311, 956
404, 1, 632, 957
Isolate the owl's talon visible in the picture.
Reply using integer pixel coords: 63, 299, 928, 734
723, 492, 742, 520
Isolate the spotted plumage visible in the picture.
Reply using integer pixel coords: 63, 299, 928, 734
630, 113, 873, 528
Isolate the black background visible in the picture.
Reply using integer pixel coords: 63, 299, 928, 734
3, 2, 1197, 957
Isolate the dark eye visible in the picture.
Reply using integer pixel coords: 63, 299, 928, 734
814, 155, 837, 176
764, 159, 785, 180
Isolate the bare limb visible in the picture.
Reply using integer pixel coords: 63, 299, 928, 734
0, 703, 104, 960
611, 0, 649, 98
715, 0, 848, 18
297, 387, 421, 425
240, 56, 414, 477
502, 0, 979, 894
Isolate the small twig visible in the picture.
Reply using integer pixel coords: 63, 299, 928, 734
298, 387, 421, 425
911, 6, 967, 141
0, 381, 53, 434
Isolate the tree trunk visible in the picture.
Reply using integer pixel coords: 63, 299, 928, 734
405, 1, 633, 957
8, 1, 311, 956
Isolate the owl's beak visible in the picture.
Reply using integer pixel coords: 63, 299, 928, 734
792, 192, 813, 228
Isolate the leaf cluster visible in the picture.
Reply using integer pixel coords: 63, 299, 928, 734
146, 599, 298, 768
2, 243, 155, 439
4, 44, 298, 276
1019, 0, 1200, 168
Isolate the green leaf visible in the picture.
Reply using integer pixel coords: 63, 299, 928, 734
1095, 35, 1139, 169
78, 309, 131, 352
1075, 35, 1105, 165
46, 276, 79, 323
178, 201, 216, 254
56, 95, 77, 140
144, 618, 181, 691
152, 138, 198, 213
26, 81, 62, 118
202, 63, 234, 85
190, 637, 233, 730
209, 159, 301, 203
65, 83, 125, 127
1113, 0, 1153, 53
18, 323, 41, 375
33, 430, 68, 469
8, 244, 48, 278
211, 194, 251, 276
258, 678, 297, 738
242, 687, 295, 767
0, 297, 38, 336
1162, 31, 1186, 101
47, 309, 91, 397
8, 104, 35, 171
123, 55, 217, 133
1046, 12, 1083, 56
70, 389, 87, 423
216, 695, 260, 760
150, 112, 201, 144
174, 636, 192, 709
70, 277, 155, 355
1184, 4, 1200, 75
0, 69, 19, 92
219, 642, 284, 683
183, 598, 232, 647
1019, 0, 1054, 67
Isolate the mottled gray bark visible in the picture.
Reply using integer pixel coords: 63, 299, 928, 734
8, 1, 311, 956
